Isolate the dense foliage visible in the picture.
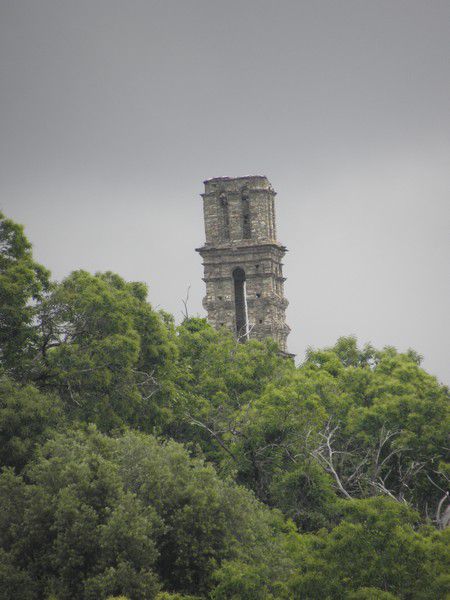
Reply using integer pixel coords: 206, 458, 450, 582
0, 212, 448, 599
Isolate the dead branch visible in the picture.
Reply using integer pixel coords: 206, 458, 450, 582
309, 422, 353, 499
132, 368, 160, 400
186, 413, 238, 462
181, 285, 191, 320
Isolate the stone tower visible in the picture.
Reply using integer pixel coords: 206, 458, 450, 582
196, 175, 290, 352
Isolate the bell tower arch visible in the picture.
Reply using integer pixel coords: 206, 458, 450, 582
232, 267, 249, 340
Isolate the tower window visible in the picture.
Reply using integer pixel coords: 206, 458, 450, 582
220, 195, 230, 240
241, 196, 251, 239
232, 267, 249, 341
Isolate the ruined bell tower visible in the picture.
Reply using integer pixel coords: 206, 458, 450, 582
196, 176, 290, 352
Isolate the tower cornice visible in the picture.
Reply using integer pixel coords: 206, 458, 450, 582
196, 242, 287, 255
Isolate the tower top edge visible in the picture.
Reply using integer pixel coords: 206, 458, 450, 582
204, 175, 268, 183
203, 175, 274, 194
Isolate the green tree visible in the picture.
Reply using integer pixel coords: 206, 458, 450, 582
0, 428, 162, 600
303, 337, 450, 520
37, 270, 177, 431
0, 548, 36, 600
0, 376, 63, 471
0, 426, 296, 599
212, 560, 289, 600
171, 318, 295, 464
0, 212, 50, 378
286, 497, 450, 599
114, 429, 292, 596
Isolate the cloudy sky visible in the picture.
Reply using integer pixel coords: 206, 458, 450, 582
1, 1, 449, 382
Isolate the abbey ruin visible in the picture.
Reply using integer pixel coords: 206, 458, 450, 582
196, 176, 290, 353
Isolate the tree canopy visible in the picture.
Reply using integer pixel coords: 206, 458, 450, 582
0, 214, 448, 599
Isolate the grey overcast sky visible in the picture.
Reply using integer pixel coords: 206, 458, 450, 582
1, 0, 449, 382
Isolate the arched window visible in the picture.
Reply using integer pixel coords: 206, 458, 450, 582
220, 195, 230, 240
241, 195, 251, 239
233, 267, 249, 340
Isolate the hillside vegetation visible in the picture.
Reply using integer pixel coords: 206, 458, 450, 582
0, 212, 449, 599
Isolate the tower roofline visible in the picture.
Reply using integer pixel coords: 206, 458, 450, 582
203, 175, 269, 184
203, 175, 275, 196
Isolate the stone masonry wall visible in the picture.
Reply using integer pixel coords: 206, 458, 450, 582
197, 176, 290, 353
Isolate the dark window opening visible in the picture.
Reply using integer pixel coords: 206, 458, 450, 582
256, 293, 261, 298
218, 296, 223, 300
241, 196, 251, 239
259, 319, 263, 324
220, 195, 230, 240
233, 267, 248, 340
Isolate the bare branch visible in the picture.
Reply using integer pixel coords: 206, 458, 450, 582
181, 285, 191, 320
436, 492, 450, 529
309, 422, 353, 499
186, 413, 238, 462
